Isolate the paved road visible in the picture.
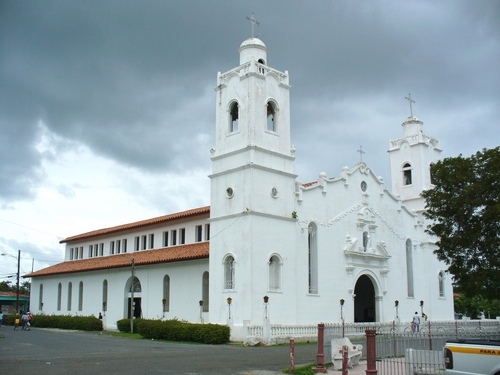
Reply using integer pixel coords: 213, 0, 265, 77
0, 327, 318, 374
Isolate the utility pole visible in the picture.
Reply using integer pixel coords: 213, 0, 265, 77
130, 258, 135, 334
16, 249, 20, 314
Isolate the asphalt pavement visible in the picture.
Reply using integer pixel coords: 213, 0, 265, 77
0, 326, 321, 374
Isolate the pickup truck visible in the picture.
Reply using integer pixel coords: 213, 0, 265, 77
444, 339, 500, 375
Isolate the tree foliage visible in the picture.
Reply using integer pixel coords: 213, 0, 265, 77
422, 147, 500, 300
0, 280, 30, 295
454, 295, 500, 320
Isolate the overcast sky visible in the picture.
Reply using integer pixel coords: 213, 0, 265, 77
0, 1, 498, 279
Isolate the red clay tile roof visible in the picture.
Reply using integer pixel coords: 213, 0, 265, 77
0, 291, 30, 298
25, 242, 209, 278
302, 181, 317, 188
60, 206, 210, 244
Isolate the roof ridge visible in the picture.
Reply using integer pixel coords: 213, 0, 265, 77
60, 206, 210, 243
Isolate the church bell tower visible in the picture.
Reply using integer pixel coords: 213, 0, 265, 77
388, 95, 442, 215
208, 37, 298, 330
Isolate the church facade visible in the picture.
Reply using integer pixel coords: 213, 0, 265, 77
27, 37, 454, 340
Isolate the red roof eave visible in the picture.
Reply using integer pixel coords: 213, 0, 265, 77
25, 242, 209, 278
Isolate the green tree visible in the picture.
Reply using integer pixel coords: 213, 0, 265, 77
0, 280, 14, 292
454, 295, 500, 319
422, 147, 500, 300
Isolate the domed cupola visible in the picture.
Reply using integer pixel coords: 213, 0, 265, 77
239, 37, 268, 65
402, 116, 424, 138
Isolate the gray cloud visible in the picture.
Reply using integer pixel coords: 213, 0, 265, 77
0, 0, 498, 204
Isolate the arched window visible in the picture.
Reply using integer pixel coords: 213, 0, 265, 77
39, 284, 43, 311
266, 101, 276, 132
130, 277, 141, 293
438, 271, 446, 297
403, 163, 412, 185
102, 279, 108, 313
406, 239, 414, 297
57, 283, 62, 311
429, 162, 435, 185
163, 275, 170, 313
224, 255, 235, 290
78, 281, 84, 311
202, 271, 209, 312
269, 255, 282, 291
229, 102, 239, 132
67, 282, 72, 311
308, 222, 318, 294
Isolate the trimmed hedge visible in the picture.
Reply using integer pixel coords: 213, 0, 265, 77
116, 318, 229, 344
3, 314, 102, 331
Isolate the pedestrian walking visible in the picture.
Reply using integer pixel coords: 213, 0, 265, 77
412, 311, 420, 333
21, 312, 29, 331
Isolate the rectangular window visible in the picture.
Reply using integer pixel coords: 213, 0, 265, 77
171, 230, 177, 246
195, 225, 202, 242
99, 243, 104, 256
163, 231, 169, 247
179, 228, 186, 245
134, 236, 140, 252
116, 240, 121, 254
149, 233, 154, 249
110, 241, 115, 255
94, 244, 98, 257
205, 224, 210, 241
141, 235, 147, 250
79, 247, 83, 259
70, 248, 74, 260
122, 239, 127, 253
88, 245, 93, 258
74, 248, 78, 260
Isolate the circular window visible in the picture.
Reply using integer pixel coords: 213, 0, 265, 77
271, 187, 278, 198
361, 181, 367, 192
226, 187, 234, 198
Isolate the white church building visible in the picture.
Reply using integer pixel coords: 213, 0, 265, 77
27, 37, 454, 341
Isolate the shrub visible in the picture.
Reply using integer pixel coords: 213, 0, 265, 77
5, 314, 103, 331
33, 314, 102, 331
116, 318, 230, 344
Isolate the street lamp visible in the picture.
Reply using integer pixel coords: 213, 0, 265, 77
227, 297, 232, 320
199, 300, 204, 323
1, 250, 20, 314
263, 296, 269, 319
340, 299, 345, 338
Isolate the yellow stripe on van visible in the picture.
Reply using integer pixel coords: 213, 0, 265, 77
447, 345, 500, 356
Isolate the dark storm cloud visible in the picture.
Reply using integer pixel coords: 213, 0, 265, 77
0, 1, 498, 202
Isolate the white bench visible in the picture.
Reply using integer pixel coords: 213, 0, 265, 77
331, 337, 363, 370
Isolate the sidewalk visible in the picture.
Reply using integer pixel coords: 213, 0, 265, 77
243, 360, 368, 375
326, 360, 367, 374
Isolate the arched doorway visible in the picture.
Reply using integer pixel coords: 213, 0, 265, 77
126, 276, 142, 319
354, 275, 376, 322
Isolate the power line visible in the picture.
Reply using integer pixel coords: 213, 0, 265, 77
0, 217, 63, 240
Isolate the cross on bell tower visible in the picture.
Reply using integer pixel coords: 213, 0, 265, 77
405, 93, 415, 117
245, 12, 260, 37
